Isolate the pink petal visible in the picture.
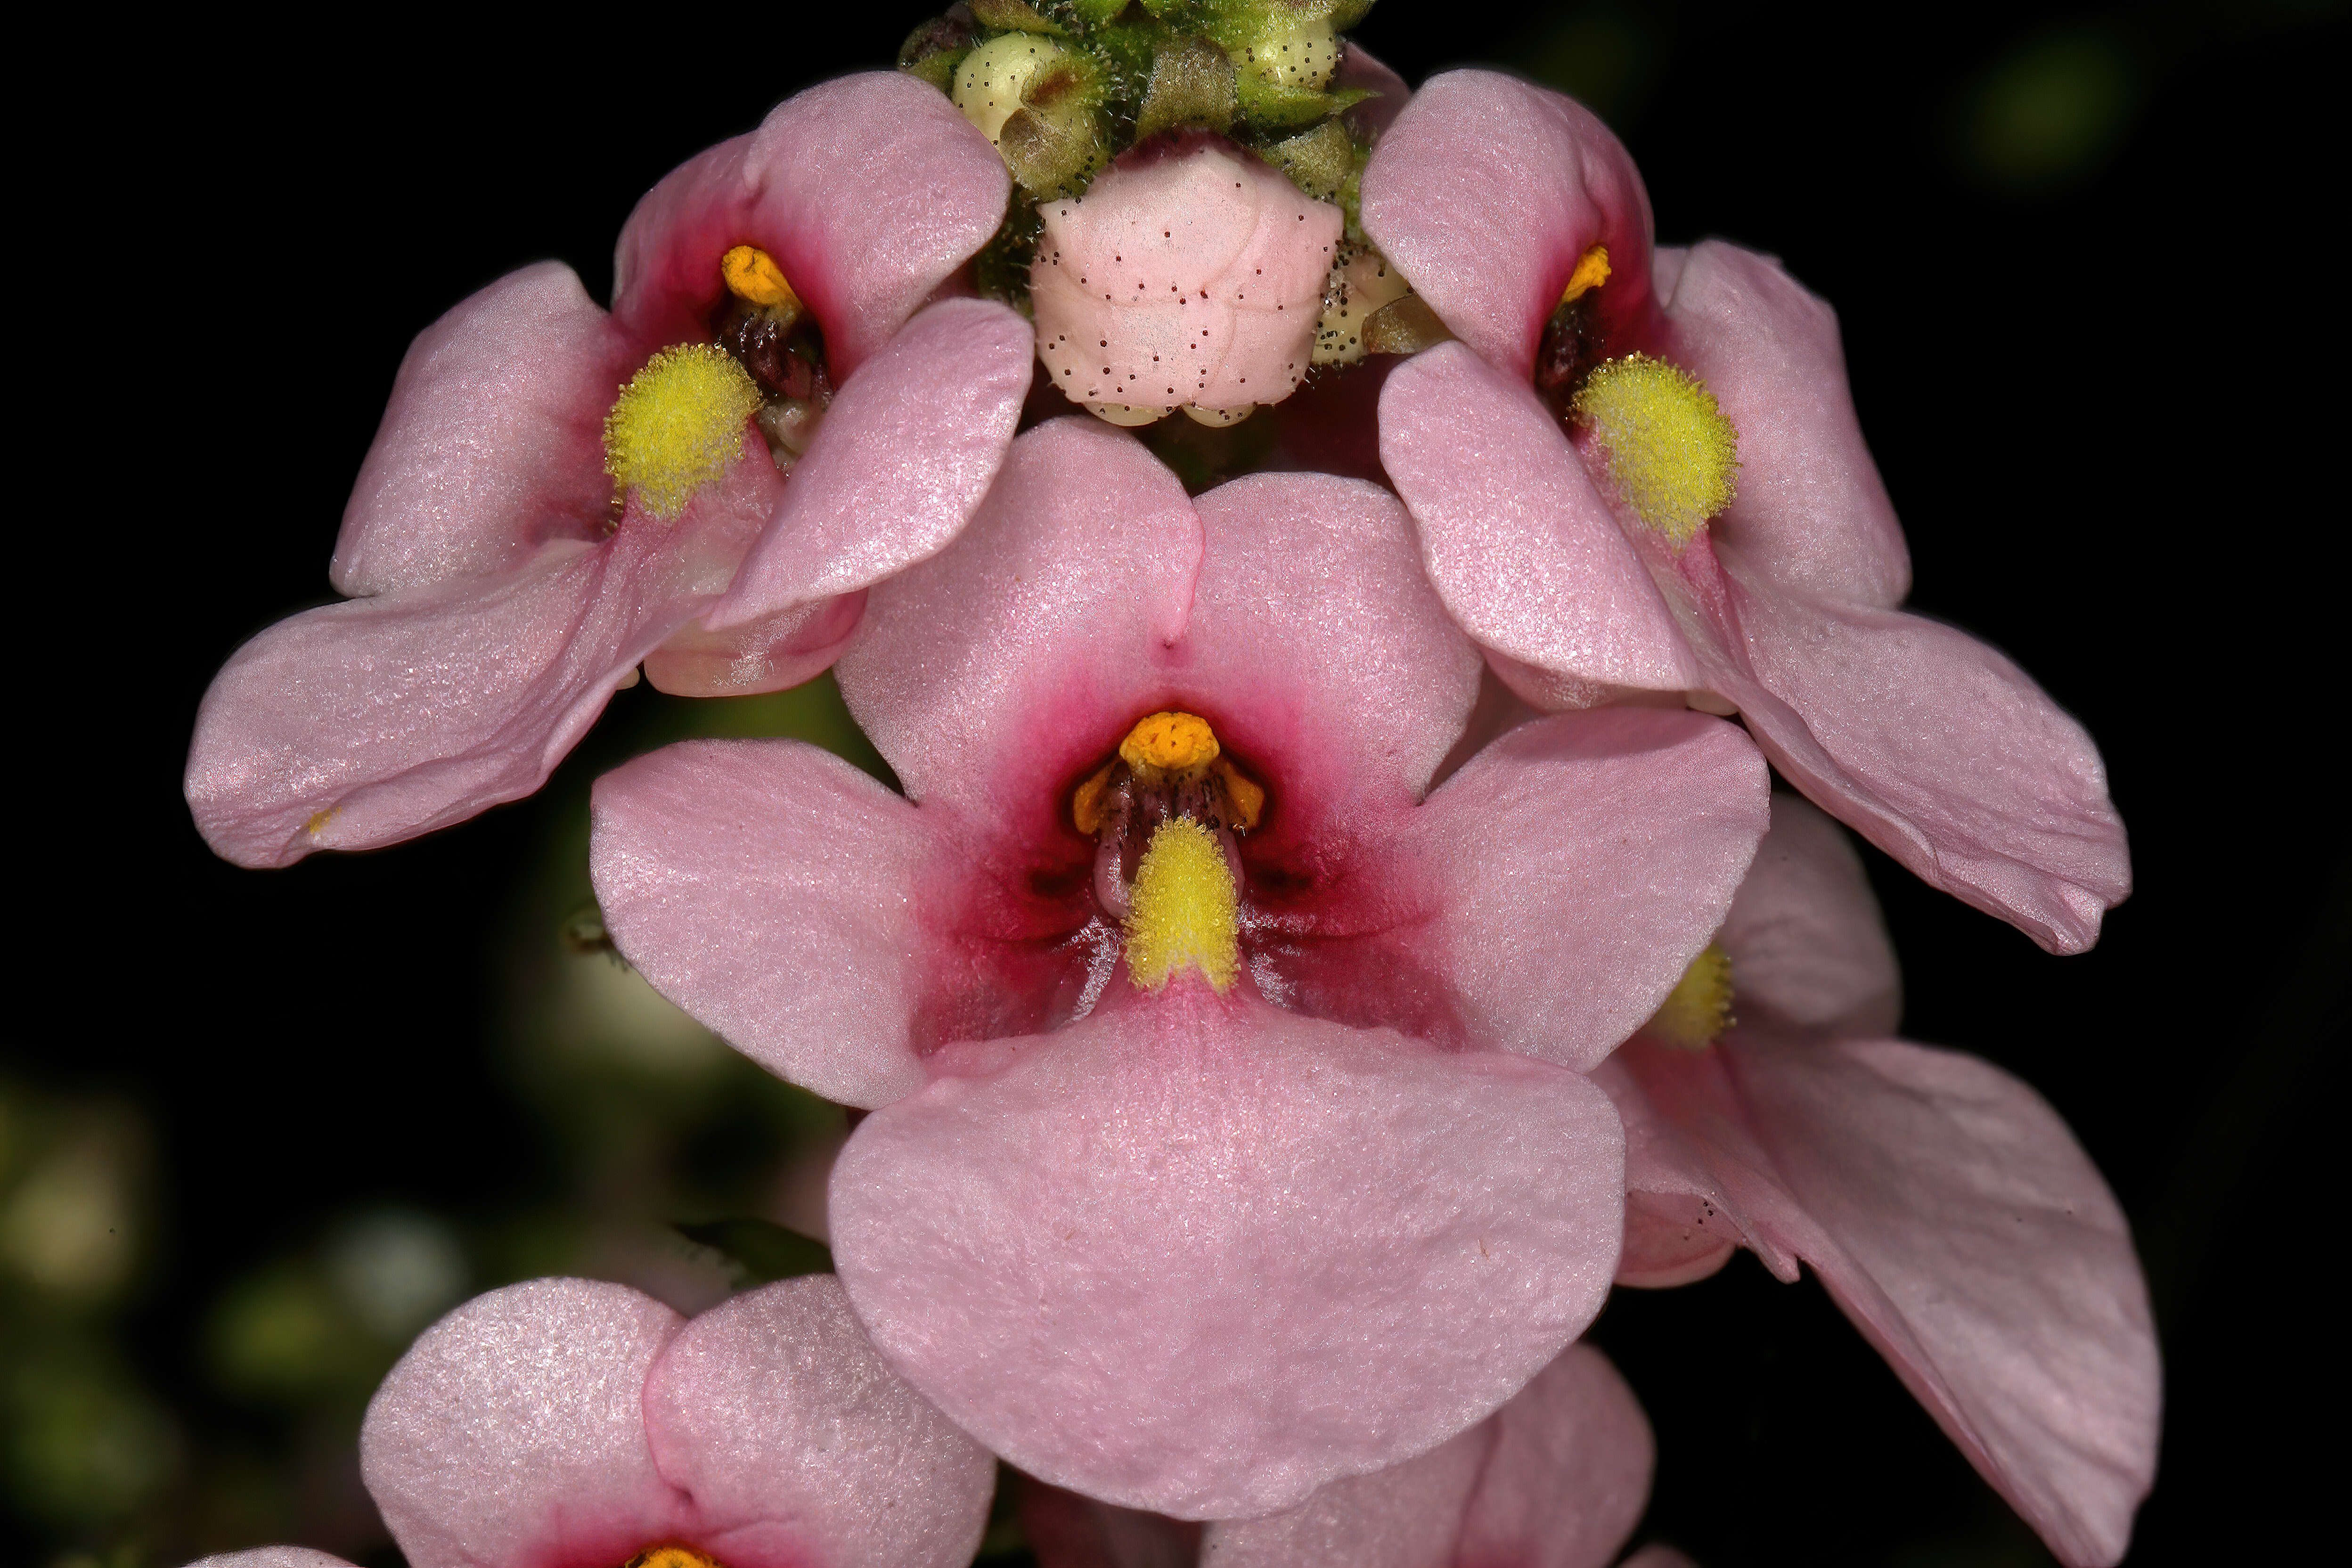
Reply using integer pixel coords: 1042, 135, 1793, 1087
1198, 1426, 1488, 1568
1184, 470, 1483, 829
188, 457, 780, 867
1659, 242, 1910, 609
1454, 1343, 1655, 1568
1697, 567, 2129, 954
1334, 43, 1411, 139
642, 591, 866, 698
1595, 1042, 1799, 1284
835, 416, 1204, 836
830, 994, 1626, 1519
1264, 708, 1765, 1072
642, 1275, 996, 1568
1359, 70, 1656, 381
1716, 794, 1900, 1037
704, 298, 1034, 630
1727, 1034, 2160, 1568
612, 73, 1010, 376
187, 1552, 359, 1568
360, 1278, 689, 1568
1380, 342, 1699, 701
331, 261, 629, 597
590, 739, 940, 1109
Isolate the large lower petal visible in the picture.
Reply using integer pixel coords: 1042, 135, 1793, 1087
1259, 707, 1766, 1072
591, 739, 943, 1109
188, 460, 777, 867
1359, 70, 1656, 380
1380, 341, 1699, 702
1699, 564, 2129, 954
330, 261, 629, 596
360, 1279, 689, 1568
1661, 242, 1910, 609
831, 992, 1625, 1520
642, 1275, 995, 1568
705, 298, 1033, 630
1715, 793, 1900, 1037
612, 73, 1010, 376
1620, 1035, 2160, 1568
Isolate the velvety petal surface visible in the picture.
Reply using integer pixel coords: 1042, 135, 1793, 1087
189, 458, 779, 867
1359, 70, 1655, 380
706, 297, 1033, 629
831, 991, 1626, 1520
331, 261, 627, 596
1715, 794, 1899, 1037
612, 73, 1010, 376
1261, 708, 1765, 1071
642, 1275, 996, 1568
1198, 1426, 1487, 1568
360, 1279, 688, 1568
1693, 566, 2129, 954
188, 1552, 358, 1568
1380, 343, 1697, 702
591, 739, 938, 1109
1619, 1035, 2159, 1568
1659, 242, 1910, 609
642, 591, 866, 698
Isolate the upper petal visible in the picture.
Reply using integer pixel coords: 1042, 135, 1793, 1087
331, 261, 629, 597
704, 297, 1033, 630
1263, 707, 1766, 1072
1726, 1034, 2160, 1568
641, 1275, 996, 1568
360, 1278, 689, 1568
1698, 570, 2130, 954
612, 73, 1010, 376
188, 460, 779, 867
1660, 242, 1910, 608
1360, 70, 1656, 381
188, 1553, 359, 1568
1380, 341, 1698, 700
830, 993, 1625, 1520
590, 739, 939, 1109
1716, 793, 1900, 1037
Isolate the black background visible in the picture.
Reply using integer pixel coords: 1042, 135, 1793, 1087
16, 1, 2344, 1562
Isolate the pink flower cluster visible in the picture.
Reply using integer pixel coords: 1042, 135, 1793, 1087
188, 27, 2154, 1568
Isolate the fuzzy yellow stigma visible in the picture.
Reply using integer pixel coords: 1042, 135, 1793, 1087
1124, 817, 1240, 993
1572, 353, 1740, 547
1119, 711, 1221, 779
721, 244, 798, 311
622, 1549, 726, 1568
603, 344, 763, 521
1560, 244, 1611, 305
1645, 943, 1735, 1050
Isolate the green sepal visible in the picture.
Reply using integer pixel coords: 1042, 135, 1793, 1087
1068, 0, 1131, 22
1263, 118, 1353, 200
1136, 34, 1237, 139
1328, 0, 1376, 29
971, 0, 1069, 34
1234, 70, 1361, 132
675, 1217, 833, 1286
903, 47, 969, 91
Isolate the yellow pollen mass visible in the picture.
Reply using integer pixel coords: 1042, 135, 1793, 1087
721, 244, 798, 310
1572, 352, 1740, 548
1120, 710, 1221, 778
1124, 817, 1240, 993
603, 344, 763, 521
1560, 244, 1611, 305
622, 1549, 727, 1568
1645, 943, 1734, 1050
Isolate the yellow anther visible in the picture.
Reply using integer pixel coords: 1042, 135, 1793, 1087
1560, 245, 1611, 305
1571, 352, 1740, 548
304, 807, 337, 838
1124, 818, 1240, 993
720, 245, 797, 311
603, 344, 763, 521
1072, 760, 1117, 835
1213, 757, 1265, 831
1119, 711, 1221, 779
1645, 943, 1734, 1050
622, 1549, 726, 1568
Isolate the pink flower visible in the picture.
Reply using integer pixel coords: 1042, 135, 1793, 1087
1023, 1343, 1667, 1568
1360, 71, 2130, 954
1593, 795, 2158, 1566
588, 415, 1771, 1517
193, 1274, 997, 1568
186, 73, 1032, 868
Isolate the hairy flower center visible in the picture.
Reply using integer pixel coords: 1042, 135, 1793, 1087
1073, 710, 1264, 992
1644, 942, 1735, 1049
1572, 354, 1740, 548
621, 1547, 727, 1568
